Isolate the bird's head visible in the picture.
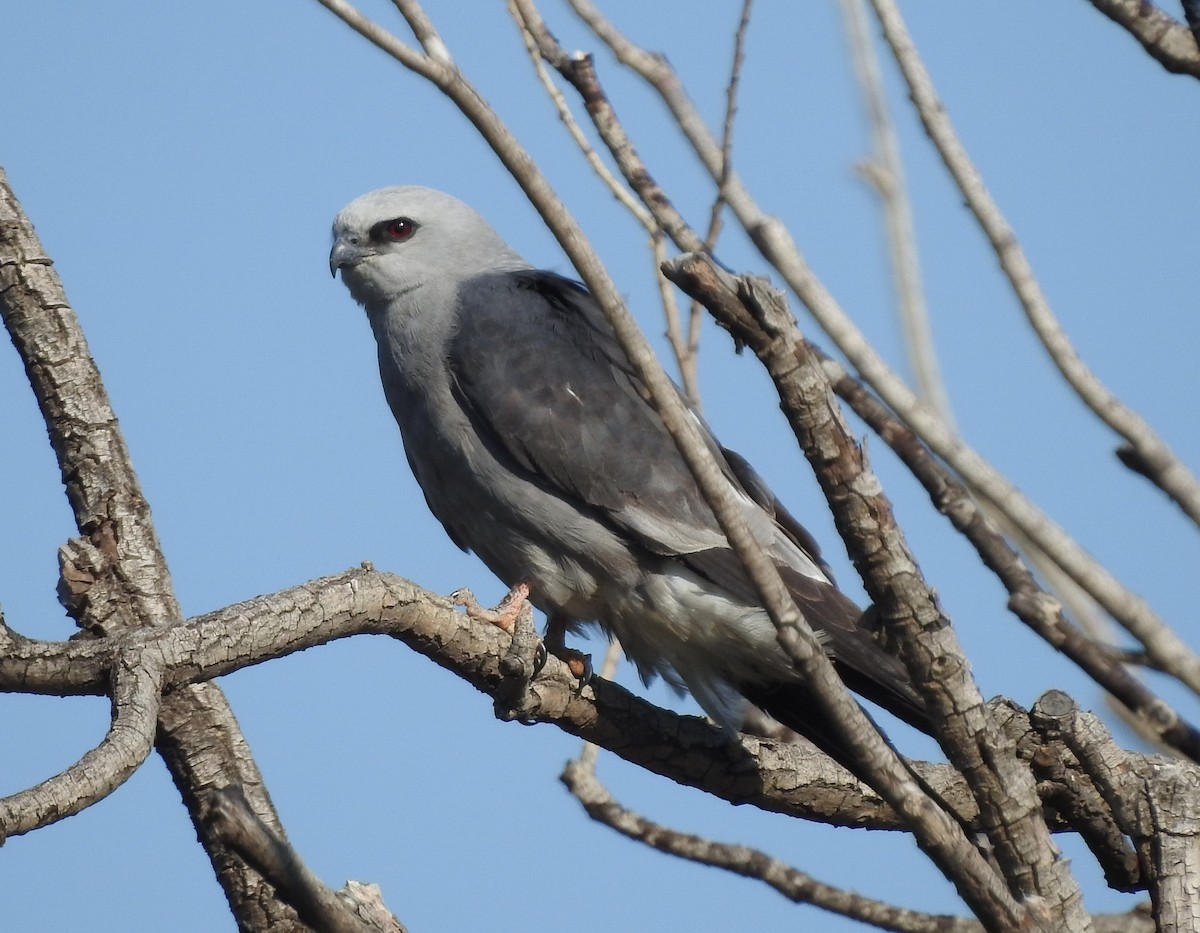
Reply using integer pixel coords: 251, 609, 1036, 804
329, 186, 529, 308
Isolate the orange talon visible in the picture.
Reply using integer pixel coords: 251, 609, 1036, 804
545, 613, 593, 682
451, 582, 531, 634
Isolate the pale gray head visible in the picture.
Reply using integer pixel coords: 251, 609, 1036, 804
329, 186, 530, 308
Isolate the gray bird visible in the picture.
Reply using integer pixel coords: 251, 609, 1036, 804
329, 186, 930, 770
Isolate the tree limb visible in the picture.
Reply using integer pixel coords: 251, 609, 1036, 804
1, 163, 308, 931
569, 0, 1200, 710
204, 786, 407, 933
1086, 0, 1200, 75
1, 565, 980, 835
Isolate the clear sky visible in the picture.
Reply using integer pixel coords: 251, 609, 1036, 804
3, 3, 1199, 931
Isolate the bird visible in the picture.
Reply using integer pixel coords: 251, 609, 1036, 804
329, 185, 932, 774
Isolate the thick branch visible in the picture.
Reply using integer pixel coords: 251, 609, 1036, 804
205, 787, 407, 933
1037, 690, 1200, 928
1086, 0, 1200, 75
0, 646, 163, 839
1, 567, 975, 833
661, 254, 1081, 924
0, 163, 305, 930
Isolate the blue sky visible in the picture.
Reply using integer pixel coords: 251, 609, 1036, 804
3, 3, 1199, 930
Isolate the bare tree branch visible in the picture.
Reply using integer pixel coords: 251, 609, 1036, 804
0, 163, 305, 930
813, 354, 1200, 762
562, 755, 980, 933
659, 254, 1084, 925
568, 0, 1200, 706
839, 0, 1176, 755
703, 0, 751, 250
0, 566, 979, 835
839, 0, 949, 418
566, 716, 1153, 932
866, 0, 1200, 705
1036, 690, 1200, 926
681, 0, 754, 404
1086, 0, 1200, 75
869, 0, 1200, 531
0, 645, 163, 839
504, 19, 707, 407
504, 1, 696, 404
205, 787, 407, 933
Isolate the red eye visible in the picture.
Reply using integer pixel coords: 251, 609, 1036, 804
384, 218, 415, 240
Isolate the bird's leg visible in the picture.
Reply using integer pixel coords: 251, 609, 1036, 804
493, 598, 544, 723
543, 613, 593, 683
451, 583, 546, 721
450, 581, 531, 633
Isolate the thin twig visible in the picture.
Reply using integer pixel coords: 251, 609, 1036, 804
562, 756, 981, 933
703, 0, 751, 249
869, 0, 1200, 530
507, 1, 652, 228
684, 0, 754, 401
568, 0, 1200, 703
839, 0, 949, 419
508, 0, 700, 400
505, 1, 698, 404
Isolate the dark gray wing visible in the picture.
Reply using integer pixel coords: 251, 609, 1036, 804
447, 270, 929, 734
720, 446, 836, 583
447, 270, 735, 561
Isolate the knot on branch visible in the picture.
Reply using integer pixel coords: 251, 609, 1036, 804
58, 531, 127, 635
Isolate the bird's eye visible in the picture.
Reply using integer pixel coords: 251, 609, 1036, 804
383, 217, 416, 241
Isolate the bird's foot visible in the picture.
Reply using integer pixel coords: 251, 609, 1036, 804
550, 646, 592, 684
543, 614, 593, 686
451, 581, 531, 633
493, 597, 543, 724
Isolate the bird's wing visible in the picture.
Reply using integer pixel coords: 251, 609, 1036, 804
449, 273, 720, 543
447, 271, 830, 590
719, 445, 837, 583
448, 269, 930, 735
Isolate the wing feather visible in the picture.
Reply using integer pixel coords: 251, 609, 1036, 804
447, 270, 732, 559
446, 270, 930, 735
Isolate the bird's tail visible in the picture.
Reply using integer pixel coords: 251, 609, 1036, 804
738, 678, 975, 840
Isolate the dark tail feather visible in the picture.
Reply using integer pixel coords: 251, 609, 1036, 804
736, 678, 909, 784
732, 635, 934, 775
739, 679, 975, 840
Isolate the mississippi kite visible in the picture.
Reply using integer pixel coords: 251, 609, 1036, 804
329, 186, 931, 770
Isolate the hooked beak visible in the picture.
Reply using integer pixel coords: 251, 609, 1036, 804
329, 237, 369, 277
